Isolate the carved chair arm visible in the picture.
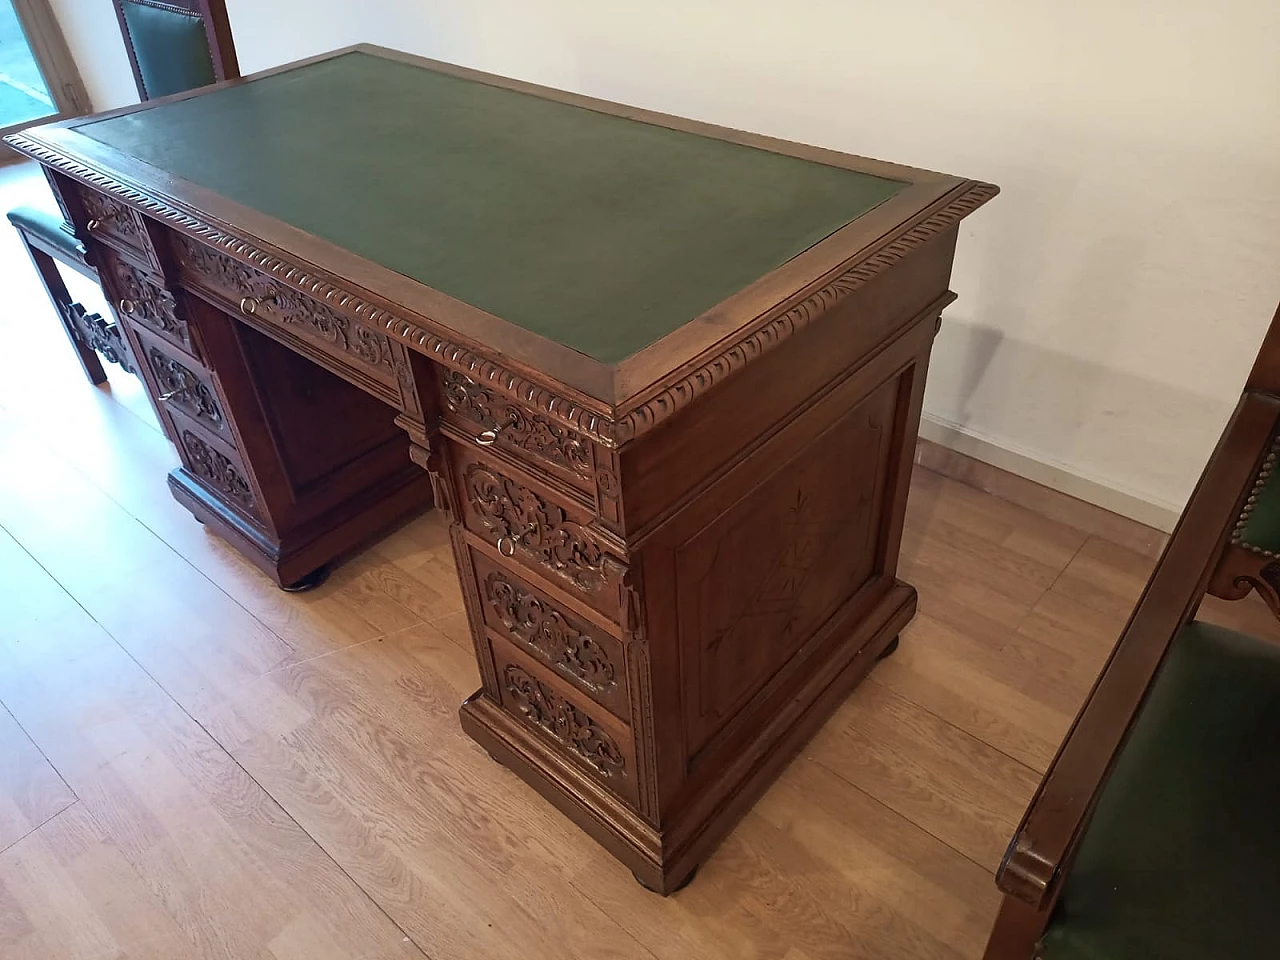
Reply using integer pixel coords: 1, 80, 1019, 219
995, 391, 1280, 911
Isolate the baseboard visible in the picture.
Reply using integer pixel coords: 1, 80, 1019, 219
916, 415, 1173, 559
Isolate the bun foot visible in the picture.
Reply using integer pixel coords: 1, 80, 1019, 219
876, 634, 900, 661
280, 565, 330, 593
633, 864, 698, 895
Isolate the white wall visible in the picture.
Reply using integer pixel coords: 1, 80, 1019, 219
52, 0, 1280, 523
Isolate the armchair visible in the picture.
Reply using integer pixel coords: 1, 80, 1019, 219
7, 0, 237, 383
984, 302, 1280, 959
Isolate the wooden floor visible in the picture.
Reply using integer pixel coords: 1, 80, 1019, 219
4, 161, 1277, 959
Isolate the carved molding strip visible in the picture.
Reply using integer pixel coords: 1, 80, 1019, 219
464, 463, 606, 590
503, 664, 625, 778
147, 346, 222, 429
9, 134, 994, 447
180, 431, 253, 509
443, 371, 593, 478
484, 572, 617, 692
610, 184, 997, 442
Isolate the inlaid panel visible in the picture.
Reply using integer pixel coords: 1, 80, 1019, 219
675, 377, 900, 757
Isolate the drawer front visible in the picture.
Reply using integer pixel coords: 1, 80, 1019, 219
453, 444, 624, 619
469, 546, 628, 719
101, 251, 200, 358
72, 184, 156, 266
489, 636, 638, 806
173, 416, 260, 520
174, 235, 415, 411
440, 370, 596, 496
135, 328, 232, 444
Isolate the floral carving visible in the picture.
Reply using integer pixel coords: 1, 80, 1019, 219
443, 371, 593, 478
464, 464, 605, 588
111, 259, 189, 347
147, 347, 222, 429
63, 302, 133, 372
503, 664, 625, 777
80, 189, 139, 239
177, 236, 401, 380
484, 573, 617, 691
181, 431, 253, 509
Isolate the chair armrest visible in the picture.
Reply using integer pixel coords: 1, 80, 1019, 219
995, 390, 1280, 910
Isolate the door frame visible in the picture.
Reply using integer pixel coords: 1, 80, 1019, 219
1, 0, 90, 158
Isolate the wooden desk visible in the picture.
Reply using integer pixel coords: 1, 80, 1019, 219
6, 45, 995, 893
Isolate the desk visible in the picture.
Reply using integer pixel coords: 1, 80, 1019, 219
7, 45, 995, 893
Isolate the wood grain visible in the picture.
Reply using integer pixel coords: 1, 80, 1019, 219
11, 159, 1280, 957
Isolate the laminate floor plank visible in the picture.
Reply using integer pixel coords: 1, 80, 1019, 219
14, 158, 1280, 960
0, 528, 427, 960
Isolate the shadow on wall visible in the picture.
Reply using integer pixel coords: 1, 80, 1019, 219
926, 319, 1237, 515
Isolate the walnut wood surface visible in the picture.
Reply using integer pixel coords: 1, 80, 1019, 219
4, 48, 996, 889
8, 208, 1280, 957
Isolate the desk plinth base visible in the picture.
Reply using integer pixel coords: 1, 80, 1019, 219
460, 580, 916, 894
168, 465, 433, 589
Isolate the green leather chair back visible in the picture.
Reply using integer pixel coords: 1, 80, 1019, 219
115, 0, 238, 101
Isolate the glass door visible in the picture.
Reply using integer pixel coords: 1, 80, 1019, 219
0, 0, 88, 142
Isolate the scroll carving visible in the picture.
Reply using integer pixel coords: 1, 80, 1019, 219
443, 371, 593, 478
484, 573, 616, 691
64, 302, 134, 372
111, 259, 189, 347
503, 664, 625, 777
181, 431, 253, 509
464, 463, 606, 589
148, 347, 222, 429
80, 189, 139, 239
177, 236, 406, 381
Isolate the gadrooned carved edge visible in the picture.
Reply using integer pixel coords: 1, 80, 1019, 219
9, 135, 995, 447
611, 181, 998, 442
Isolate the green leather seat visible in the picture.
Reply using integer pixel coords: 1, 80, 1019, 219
1039, 620, 1280, 959
6, 205, 86, 261
119, 0, 217, 100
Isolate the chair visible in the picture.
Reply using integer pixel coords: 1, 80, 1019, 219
7, 0, 237, 383
984, 302, 1280, 960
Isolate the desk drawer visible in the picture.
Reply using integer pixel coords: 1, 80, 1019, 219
100, 250, 201, 359
174, 235, 415, 412
135, 328, 233, 445
173, 418, 260, 520
440, 370, 596, 496
469, 545, 628, 720
489, 634, 638, 806
452, 444, 624, 620
70, 184, 157, 267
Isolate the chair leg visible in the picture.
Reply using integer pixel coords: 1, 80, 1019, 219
19, 235, 108, 385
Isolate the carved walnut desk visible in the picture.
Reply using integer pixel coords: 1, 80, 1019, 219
6, 46, 996, 893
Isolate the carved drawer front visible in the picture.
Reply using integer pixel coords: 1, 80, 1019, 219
134, 328, 232, 444
69, 183, 156, 266
469, 547, 628, 719
174, 235, 416, 413
440, 370, 597, 496
453, 445, 626, 621
101, 249, 200, 359
173, 416, 260, 521
490, 637, 639, 806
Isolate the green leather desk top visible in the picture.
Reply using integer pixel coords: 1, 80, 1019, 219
76, 51, 906, 363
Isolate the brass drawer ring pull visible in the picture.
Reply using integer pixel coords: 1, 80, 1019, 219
497, 524, 536, 557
